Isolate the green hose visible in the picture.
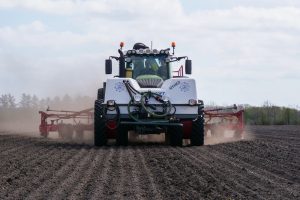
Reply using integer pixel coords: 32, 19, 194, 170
127, 100, 141, 122
127, 91, 172, 122
141, 92, 172, 118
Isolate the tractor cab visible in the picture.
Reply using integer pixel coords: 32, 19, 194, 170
105, 42, 192, 88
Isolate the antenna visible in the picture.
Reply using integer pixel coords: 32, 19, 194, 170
151, 41, 153, 50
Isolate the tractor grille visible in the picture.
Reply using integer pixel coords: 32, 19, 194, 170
136, 78, 163, 88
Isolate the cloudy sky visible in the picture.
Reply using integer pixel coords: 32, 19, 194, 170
0, 0, 299, 107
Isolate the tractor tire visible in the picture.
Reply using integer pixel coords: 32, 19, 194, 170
191, 109, 204, 146
94, 100, 107, 146
116, 124, 128, 146
97, 88, 105, 101
169, 125, 183, 147
165, 132, 170, 145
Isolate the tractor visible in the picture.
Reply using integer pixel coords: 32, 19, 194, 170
38, 42, 244, 146
94, 42, 204, 146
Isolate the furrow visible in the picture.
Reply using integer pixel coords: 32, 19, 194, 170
26, 147, 88, 199
90, 148, 117, 200
50, 148, 96, 200
188, 147, 299, 199
176, 147, 265, 199
81, 147, 113, 199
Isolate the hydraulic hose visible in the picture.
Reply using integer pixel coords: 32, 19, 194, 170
127, 100, 169, 123
124, 80, 173, 121
140, 92, 172, 118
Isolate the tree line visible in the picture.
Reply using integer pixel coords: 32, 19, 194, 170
0, 93, 94, 128
244, 101, 300, 125
0, 93, 94, 110
0, 94, 299, 125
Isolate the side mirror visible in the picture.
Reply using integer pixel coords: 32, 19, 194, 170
105, 59, 112, 74
185, 59, 192, 74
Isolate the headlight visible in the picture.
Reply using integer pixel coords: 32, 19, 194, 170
127, 50, 132, 55
153, 49, 159, 54
138, 49, 143, 54
188, 99, 197, 106
107, 100, 115, 106
162, 95, 169, 102
145, 49, 151, 54
134, 95, 141, 103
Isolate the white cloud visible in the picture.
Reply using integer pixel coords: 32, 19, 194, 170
0, 0, 182, 16
0, 1, 299, 106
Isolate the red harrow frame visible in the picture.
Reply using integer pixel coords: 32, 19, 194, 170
39, 105, 244, 141
204, 105, 245, 139
39, 108, 93, 139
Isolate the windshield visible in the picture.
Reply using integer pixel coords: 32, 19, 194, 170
127, 55, 169, 80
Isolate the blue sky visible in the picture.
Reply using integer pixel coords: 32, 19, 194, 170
0, 0, 299, 107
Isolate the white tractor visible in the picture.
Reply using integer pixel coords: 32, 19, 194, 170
94, 42, 204, 146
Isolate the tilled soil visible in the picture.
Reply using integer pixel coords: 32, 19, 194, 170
0, 126, 299, 199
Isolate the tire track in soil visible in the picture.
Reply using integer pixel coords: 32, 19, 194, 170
148, 146, 208, 199
113, 147, 125, 199
81, 147, 113, 199
142, 146, 180, 199
102, 148, 122, 199
90, 148, 119, 200
67, 148, 104, 200
186, 147, 299, 199
175, 147, 263, 199
49, 147, 97, 200
112, 147, 139, 199
135, 147, 163, 200
126, 147, 146, 200
25, 147, 88, 199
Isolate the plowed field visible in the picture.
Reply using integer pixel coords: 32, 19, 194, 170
0, 126, 299, 199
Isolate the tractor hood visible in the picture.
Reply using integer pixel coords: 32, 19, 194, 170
104, 77, 197, 105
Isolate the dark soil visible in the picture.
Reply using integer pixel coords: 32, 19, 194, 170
0, 126, 299, 199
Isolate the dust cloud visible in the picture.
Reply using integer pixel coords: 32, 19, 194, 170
204, 126, 254, 145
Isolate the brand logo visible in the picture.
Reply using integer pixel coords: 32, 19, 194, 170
179, 82, 190, 92
169, 81, 180, 90
114, 82, 125, 92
